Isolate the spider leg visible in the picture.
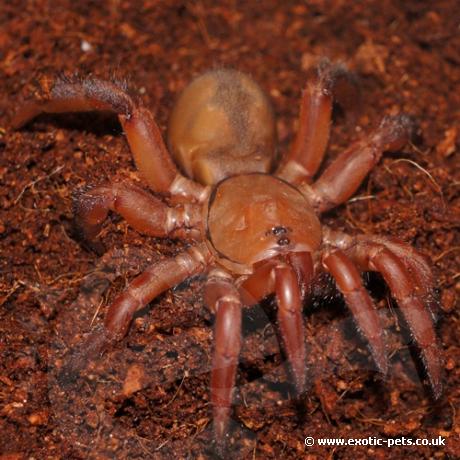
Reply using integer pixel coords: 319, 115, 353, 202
321, 249, 388, 375
301, 114, 414, 212
204, 269, 242, 446
347, 243, 443, 398
274, 263, 308, 392
73, 181, 202, 242
240, 254, 311, 394
364, 236, 439, 319
66, 243, 212, 373
323, 228, 439, 320
12, 76, 207, 201
277, 61, 358, 185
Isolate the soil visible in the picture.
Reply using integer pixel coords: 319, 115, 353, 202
0, 1, 459, 459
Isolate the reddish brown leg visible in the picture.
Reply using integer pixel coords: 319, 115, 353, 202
277, 62, 357, 185
365, 237, 438, 318
348, 243, 443, 398
287, 251, 314, 301
240, 256, 310, 393
68, 244, 212, 371
323, 228, 438, 318
73, 181, 202, 241
322, 249, 388, 375
274, 264, 308, 392
302, 115, 414, 212
12, 76, 207, 201
204, 269, 242, 446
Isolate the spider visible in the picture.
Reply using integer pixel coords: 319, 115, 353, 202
12, 63, 443, 447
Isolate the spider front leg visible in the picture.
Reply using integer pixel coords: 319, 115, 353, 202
323, 228, 439, 319
73, 181, 202, 243
302, 114, 414, 212
12, 76, 207, 201
204, 269, 242, 446
353, 245, 443, 399
348, 243, 443, 397
323, 228, 443, 395
321, 249, 388, 375
66, 243, 212, 373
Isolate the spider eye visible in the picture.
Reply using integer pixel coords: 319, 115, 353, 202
272, 226, 288, 235
277, 237, 290, 246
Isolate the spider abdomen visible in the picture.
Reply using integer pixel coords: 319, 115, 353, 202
168, 69, 277, 186
206, 173, 321, 273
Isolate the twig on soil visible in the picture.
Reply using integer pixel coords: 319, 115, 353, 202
345, 204, 374, 232
390, 158, 444, 200
187, 1, 216, 49
434, 246, 460, 263
34, 261, 44, 283
155, 438, 170, 452
59, 224, 81, 247
347, 194, 376, 203
0, 281, 20, 307
355, 410, 386, 426
136, 434, 155, 456
90, 298, 104, 327
14, 165, 64, 204
45, 270, 90, 285
164, 371, 188, 407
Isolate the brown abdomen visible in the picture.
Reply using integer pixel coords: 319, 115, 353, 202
168, 69, 277, 185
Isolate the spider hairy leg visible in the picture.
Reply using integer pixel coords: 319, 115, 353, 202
12, 75, 207, 201
323, 228, 438, 319
351, 244, 443, 398
304, 114, 415, 212
277, 61, 358, 184
65, 244, 212, 374
363, 236, 439, 320
72, 181, 202, 242
11, 76, 134, 129
322, 249, 388, 375
205, 270, 242, 448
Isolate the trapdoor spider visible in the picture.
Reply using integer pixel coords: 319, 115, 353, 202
13, 63, 443, 446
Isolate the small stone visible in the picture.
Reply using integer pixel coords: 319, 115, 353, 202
28, 410, 48, 426
123, 364, 145, 396
441, 290, 456, 313
436, 127, 457, 157
445, 357, 455, 371
81, 40, 93, 52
